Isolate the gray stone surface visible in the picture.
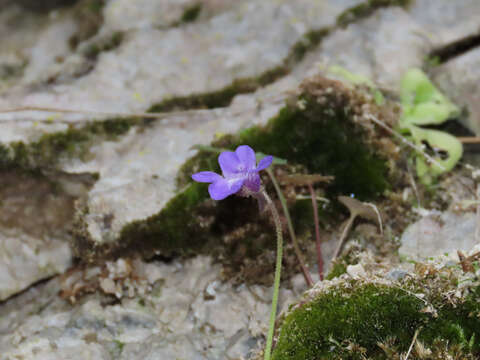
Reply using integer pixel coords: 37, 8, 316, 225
306, 7, 428, 89
101, 0, 236, 32
432, 47, 480, 135
400, 211, 480, 259
293, 0, 480, 90
0, 171, 94, 300
408, 0, 480, 46
0, 0, 362, 121
0, 256, 303, 360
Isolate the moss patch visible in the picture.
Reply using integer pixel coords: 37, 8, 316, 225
114, 182, 210, 256
0, 62, 27, 81
272, 276, 480, 360
337, 0, 412, 27
180, 3, 202, 24
0, 117, 138, 172
69, 0, 107, 50
83, 31, 124, 60
325, 261, 348, 280
273, 283, 426, 359
273, 281, 480, 359
148, 66, 289, 112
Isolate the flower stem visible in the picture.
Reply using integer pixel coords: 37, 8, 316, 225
266, 168, 313, 287
262, 189, 283, 360
307, 183, 324, 281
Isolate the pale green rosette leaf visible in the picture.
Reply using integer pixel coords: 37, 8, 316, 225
399, 68, 459, 127
408, 125, 463, 183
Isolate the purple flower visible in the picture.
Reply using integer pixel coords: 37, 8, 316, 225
192, 145, 273, 200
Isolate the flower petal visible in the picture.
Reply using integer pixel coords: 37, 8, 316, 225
256, 155, 273, 171
208, 177, 244, 200
235, 145, 256, 170
192, 171, 222, 183
244, 172, 261, 192
218, 151, 241, 176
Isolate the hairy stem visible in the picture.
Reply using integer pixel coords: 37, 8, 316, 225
267, 168, 313, 287
308, 183, 324, 281
262, 189, 283, 360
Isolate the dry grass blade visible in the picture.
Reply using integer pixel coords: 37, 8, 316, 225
0, 105, 215, 123
404, 328, 420, 360
364, 113, 446, 171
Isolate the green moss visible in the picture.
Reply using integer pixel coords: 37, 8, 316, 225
68, 0, 107, 50
87, 0, 104, 13
235, 106, 387, 199
180, 3, 202, 23
424, 55, 441, 68
0, 62, 26, 81
0, 118, 137, 171
148, 66, 289, 112
325, 261, 347, 280
337, 0, 412, 27
84, 31, 124, 60
272, 282, 480, 359
111, 339, 125, 357
288, 29, 331, 64
116, 182, 209, 258
421, 286, 480, 352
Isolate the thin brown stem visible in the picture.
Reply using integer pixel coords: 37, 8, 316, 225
267, 169, 313, 287
458, 136, 480, 144
308, 183, 323, 280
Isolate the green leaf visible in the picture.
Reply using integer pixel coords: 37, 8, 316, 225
408, 125, 463, 182
399, 68, 459, 127
398, 69, 462, 181
401, 102, 457, 126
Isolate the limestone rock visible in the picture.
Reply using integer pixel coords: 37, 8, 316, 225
432, 47, 480, 135
0, 256, 301, 360
400, 211, 479, 260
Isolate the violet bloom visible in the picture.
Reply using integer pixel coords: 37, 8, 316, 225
192, 145, 273, 200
